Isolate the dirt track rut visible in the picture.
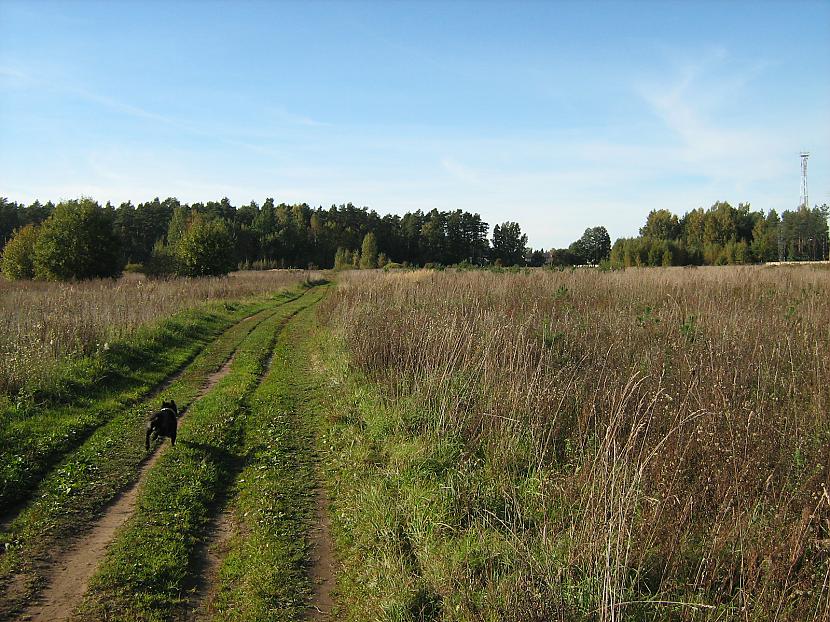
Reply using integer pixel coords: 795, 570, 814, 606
18, 353, 239, 622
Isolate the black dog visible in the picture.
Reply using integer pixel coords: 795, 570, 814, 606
146, 400, 178, 450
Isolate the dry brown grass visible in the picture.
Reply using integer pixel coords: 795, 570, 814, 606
0, 270, 320, 395
324, 265, 830, 620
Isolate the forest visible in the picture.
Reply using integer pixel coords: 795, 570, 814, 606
1, 196, 828, 281
0, 197, 504, 274
612, 201, 830, 267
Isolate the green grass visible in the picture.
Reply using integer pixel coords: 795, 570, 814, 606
208, 293, 327, 621
308, 330, 559, 622
0, 286, 317, 618
0, 288, 306, 512
75, 286, 327, 622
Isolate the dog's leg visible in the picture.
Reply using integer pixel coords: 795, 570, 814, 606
145, 427, 153, 451
170, 429, 176, 447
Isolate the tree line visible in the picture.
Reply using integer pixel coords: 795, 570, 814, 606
3, 195, 827, 281
611, 202, 830, 268
0, 196, 535, 280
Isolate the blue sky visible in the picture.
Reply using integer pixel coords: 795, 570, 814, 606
1, 0, 828, 248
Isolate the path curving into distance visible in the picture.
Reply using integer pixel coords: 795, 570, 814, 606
179, 292, 337, 622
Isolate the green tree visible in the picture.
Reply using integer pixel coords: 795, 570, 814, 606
1, 224, 40, 280
570, 226, 611, 264
144, 239, 178, 277
491, 222, 527, 266
334, 247, 355, 271
34, 199, 121, 281
640, 209, 680, 240
528, 249, 547, 267
175, 215, 234, 276
360, 232, 378, 269
166, 205, 190, 248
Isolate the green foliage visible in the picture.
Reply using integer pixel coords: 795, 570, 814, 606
640, 209, 681, 240
569, 226, 611, 264
360, 231, 378, 269
33, 199, 122, 281
610, 236, 698, 268
143, 239, 178, 277
175, 214, 234, 276
491, 221, 527, 266
1, 223, 40, 280
527, 249, 547, 267
6, 197, 495, 269
620, 201, 830, 267
165, 205, 190, 248
334, 246, 357, 271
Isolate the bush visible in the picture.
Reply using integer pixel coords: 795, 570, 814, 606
34, 199, 122, 281
175, 215, 234, 276
359, 232, 378, 269
1, 224, 40, 280
144, 240, 178, 277
334, 247, 357, 271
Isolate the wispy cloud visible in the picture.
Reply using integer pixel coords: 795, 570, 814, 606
637, 51, 788, 183
264, 105, 329, 128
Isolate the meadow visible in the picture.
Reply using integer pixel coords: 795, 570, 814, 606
318, 265, 830, 621
0, 270, 319, 397
0, 274, 329, 621
0, 264, 827, 621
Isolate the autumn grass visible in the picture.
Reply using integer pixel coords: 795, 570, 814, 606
0, 299, 255, 512
317, 265, 830, 621
0, 269, 319, 397
74, 286, 327, 622
0, 287, 318, 618
0, 277, 317, 513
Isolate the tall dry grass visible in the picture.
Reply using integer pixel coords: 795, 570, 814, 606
324, 266, 830, 620
0, 270, 319, 395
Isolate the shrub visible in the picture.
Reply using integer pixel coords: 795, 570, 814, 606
1, 224, 40, 280
359, 232, 378, 269
33, 199, 122, 281
144, 240, 177, 277
175, 215, 234, 277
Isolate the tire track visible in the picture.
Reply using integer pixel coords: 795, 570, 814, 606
3, 292, 315, 621
307, 486, 336, 620
18, 346, 242, 622
184, 293, 327, 621
0, 304, 281, 534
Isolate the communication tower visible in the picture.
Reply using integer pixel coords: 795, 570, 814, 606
800, 152, 810, 209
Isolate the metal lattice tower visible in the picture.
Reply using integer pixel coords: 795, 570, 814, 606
800, 152, 810, 209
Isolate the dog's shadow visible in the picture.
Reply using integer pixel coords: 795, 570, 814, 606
177, 439, 238, 470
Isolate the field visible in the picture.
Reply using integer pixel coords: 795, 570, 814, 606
319, 266, 830, 621
0, 265, 828, 621
0, 270, 320, 396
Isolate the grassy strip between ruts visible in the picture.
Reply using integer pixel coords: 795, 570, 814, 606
74, 286, 327, 622
207, 291, 326, 621
0, 287, 305, 512
0, 286, 315, 618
